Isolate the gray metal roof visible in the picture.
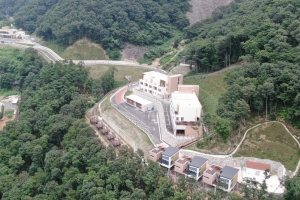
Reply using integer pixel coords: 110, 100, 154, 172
163, 146, 179, 157
189, 156, 208, 168
220, 166, 239, 179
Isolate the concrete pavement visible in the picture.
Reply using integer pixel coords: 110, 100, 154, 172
111, 87, 161, 145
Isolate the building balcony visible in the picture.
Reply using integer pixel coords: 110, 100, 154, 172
175, 121, 197, 126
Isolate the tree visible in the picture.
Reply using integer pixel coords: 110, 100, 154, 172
8, 155, 24, 172
233, 99, 250, 136
0, 73, 14, 89
258, 82, 274, 121
0, 104, 4, 119
101, 67, 116, 94
214, 117, 232, 141
284, 176, 300, 200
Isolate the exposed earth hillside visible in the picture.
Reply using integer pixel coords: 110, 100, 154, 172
187, 0, 234, 25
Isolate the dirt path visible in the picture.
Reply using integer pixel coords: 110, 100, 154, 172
185, 64, 242, 79
152, 42, 185, 69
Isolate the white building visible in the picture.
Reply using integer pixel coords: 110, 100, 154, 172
245, 161, 271, 177
126, 94, 153, 112
0, 27, 17, 38
0, 27, 30, 39
139, 71, 183, 99
170, 91, 202, 136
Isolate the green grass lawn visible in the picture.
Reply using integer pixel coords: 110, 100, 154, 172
86, 65, 149, 83
4, 110, 14, 115
43, 39, 108, 60
234, 122, 300, 171
0, 89, 19, 97
124, 90, 133, 98
183, 70, 233, 116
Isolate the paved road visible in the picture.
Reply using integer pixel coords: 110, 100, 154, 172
0, 38, 167, 73
111, 88, 161, 145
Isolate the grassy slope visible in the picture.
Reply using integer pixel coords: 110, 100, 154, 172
234, 122, 299, 171
43, 39, 108, 60
183, 70, 231, 116
101, 96, 154, 157
86, 65, 149, 82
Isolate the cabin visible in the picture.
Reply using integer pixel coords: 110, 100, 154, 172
160, 146, 180, 168
96, 123, 103, 130
174, 156, 191, 174
106, 133, 116, 140
101, 127, 109, 134
149, 147, 165, 162
187, 156, 208, 180
90, 116, 98, 124
218, 166, 239, 192
203, 165, 220, 186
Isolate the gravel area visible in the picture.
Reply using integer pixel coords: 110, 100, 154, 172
187, 0, 234, 25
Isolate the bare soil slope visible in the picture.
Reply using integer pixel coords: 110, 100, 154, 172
121, 43, 148, 62
187, 0, 234, 25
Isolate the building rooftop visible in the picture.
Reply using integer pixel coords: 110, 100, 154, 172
205, 166, 217, 175
176, 157, 190, 164
190, 156, 207, 168
220, 166, 239, 179
163, 146, 180, 157
246, 161, 271, 171
171, 92, 201, 109
151, 148, 164, 154
126, 94, 152, 105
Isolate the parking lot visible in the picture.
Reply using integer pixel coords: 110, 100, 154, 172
111, 88, 161, 145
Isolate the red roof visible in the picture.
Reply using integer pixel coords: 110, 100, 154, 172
246, 161, 271, 171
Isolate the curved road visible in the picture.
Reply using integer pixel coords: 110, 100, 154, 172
0, 39, 166, 74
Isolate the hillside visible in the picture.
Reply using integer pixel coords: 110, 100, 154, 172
187, 0, 234, 25
184, 0, 300, 72
0, 0, 190, 59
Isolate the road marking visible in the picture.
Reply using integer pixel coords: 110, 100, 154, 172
119, 104, 150, 128
153, 127, 155, 131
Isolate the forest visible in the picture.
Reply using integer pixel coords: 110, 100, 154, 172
214, 61, 300, 140
0, 48, 177, 199
184, 0, 300, 72
0, 47, 295, 199
0, 0, 190, 59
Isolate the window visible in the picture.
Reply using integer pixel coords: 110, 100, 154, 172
197, 117, 200, 121
176, 166, 180, 168
144, 89, 147, 92
181, 117, 184, 121
204, 176, 209, 179
176, 117, 179, 121
140, 82, 143, 85
149, 85, 152, 88
161, 155, 170, 166
178, 77, 180, 85
158, 89, 161, 92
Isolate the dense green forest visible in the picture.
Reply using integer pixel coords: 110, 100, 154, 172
0, 47, 249, 200
0, 48, 171, 199
0, 0, 190, 59
214, 62, 300, 140
184, 0, 300, 72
